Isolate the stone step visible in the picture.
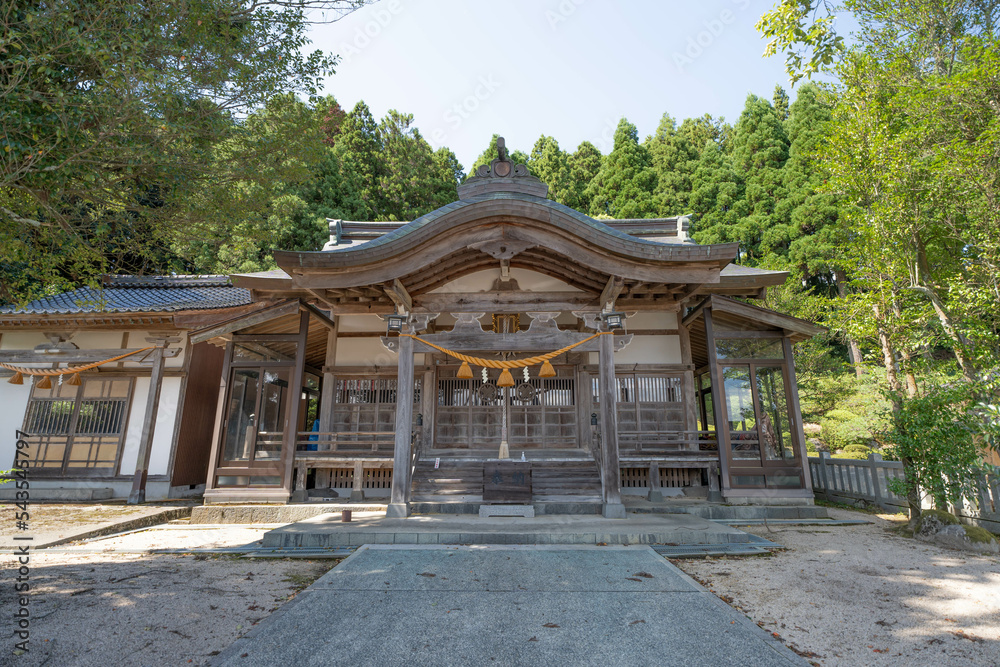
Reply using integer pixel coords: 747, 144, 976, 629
261, 513, 755, 549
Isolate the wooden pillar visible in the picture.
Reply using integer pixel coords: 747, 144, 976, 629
127, 345, 166, 504
317, 315, 339, 488
782, 335, 814, 493
678, 322, 698, 451
281, 310, 310, 501
598, 331, 626, 518
387, 332, 415, 518
421, 368, 435, 451
203, 341, 233, 496
703, 309, 728, 502
648, 462, 663, 502
351, 460, 365, 501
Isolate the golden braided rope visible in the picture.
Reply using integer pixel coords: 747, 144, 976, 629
0, 346, 156, 377
400, 332, 612, 368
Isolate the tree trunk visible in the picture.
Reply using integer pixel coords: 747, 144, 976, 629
834, 270, 864, 377
873, 302, 921, 522
913, 238, 978, 384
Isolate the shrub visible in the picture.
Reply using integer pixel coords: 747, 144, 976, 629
886, 384, 994, 510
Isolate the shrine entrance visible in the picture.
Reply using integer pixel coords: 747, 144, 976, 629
433, 364, 580, 451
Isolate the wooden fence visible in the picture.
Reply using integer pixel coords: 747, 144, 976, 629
808, 453, 1000, 532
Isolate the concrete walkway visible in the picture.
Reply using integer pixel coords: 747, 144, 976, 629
213, 545, 804, 666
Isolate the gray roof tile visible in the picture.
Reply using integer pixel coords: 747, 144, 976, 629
1, 275, 253, 315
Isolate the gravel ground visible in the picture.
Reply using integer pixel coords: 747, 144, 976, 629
1, 525, 337, 666
3, 507, 998, 666
674, 507, 1000, 666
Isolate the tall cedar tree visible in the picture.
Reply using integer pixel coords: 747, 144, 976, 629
564, 141, 603, 212
528, 136, 573, 204
584, 119, 657, 218
717, 94, 790, 263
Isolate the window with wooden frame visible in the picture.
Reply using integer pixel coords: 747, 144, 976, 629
592, 372, 686, 451
20, 377, 133, 476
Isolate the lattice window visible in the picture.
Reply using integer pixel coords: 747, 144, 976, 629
331, 377, 420, 434
329, 468, 354, 489
659, 468, 697, 487
20, 377, 133, 475
362, 468, 392, 489
620, 467, 649, 488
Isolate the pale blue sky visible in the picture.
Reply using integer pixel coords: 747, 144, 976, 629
307, 1, 803, 169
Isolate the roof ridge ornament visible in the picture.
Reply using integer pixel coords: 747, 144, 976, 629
476, 137, 531, 179
458, 135, 549, 200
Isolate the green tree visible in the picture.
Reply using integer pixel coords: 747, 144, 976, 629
564, 141, 603, 212
584, 119, 657, 218
689, 139, 746, 251
528, 136, 573, 204
645, 114, 728, 217
334, 101, 386, 219
0, 0, 371, 303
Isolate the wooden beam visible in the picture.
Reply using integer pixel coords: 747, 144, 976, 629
416, 291, 594, 312
306, 288, 339, 310
384, 278, 413, 313
127, 346, 166, 504
0, 348, 180, 364
396, 330, 632, 354
190, 300, 300, 344
300, 301, 339, 333
599, 275, 625, 310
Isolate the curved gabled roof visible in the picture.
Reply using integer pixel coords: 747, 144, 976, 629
273, 192, 740, 290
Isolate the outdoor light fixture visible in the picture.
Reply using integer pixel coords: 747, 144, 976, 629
601, 311, 625, 331
386, 313, 406, 334
591, 413, 598, 426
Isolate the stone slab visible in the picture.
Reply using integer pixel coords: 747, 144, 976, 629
261, 513, 752, 549
213, 545, 803, 667
479, 504, 535, 518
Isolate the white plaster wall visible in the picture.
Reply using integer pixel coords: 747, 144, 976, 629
429, 268, 585, 294
613, 335, 683, 365
117, 376, 181, 477
0, 383, 32, 469
335, 338, 399, 368
116, 330, 187, 369
627, 312, 678, 329
336, 314, 384, 333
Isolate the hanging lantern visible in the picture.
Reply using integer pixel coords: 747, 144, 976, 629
497, 368, 515, 387
67, 372, 82, 386
37, 375, 52, 389
539, 360, 557, 378
457, 361, 473, 379
8, 371, 23, 385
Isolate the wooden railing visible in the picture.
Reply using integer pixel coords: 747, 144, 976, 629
809, 453, 1000, 532
617, 430, 717, 455
294, 431, 395, 456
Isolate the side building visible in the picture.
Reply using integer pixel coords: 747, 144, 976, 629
0, 276, 256, 501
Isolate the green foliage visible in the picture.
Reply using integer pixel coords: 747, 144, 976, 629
564, 141, 603, 212
584, 119, 657, 219
0, 0, 372, 304
886, 384, 995, 509
808, 372, 892, 452
528, 136, 573, 204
